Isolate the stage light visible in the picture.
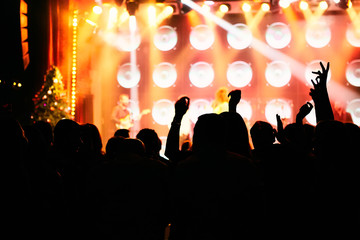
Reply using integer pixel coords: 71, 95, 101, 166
299, 1, 309, 10
148, 6, 156, 27
93, 5, 102, 15
333, 0, 340, 3
279, 0, 290, 8
236, 99, 253, 121
265, 61, 292, 87
346, 99, 360, 126
265, 99, 292, 126
153, 62, 177, 88
227, 61, 253, 88
152, 99, 175, 125
117, 63, 141, 88
126, 0, 139, 16
219, 3, 230, 13
242, 2, 252, 12
227, 23, 252, 50
129, 15, 137, 32
346, 24, 360, 47
154, 25, 178, 51
346, 59, 360, 87
202, 3, 211, 12
265, 22, 291, 49
188, 99, 213, 124
305, 60, 331, 85
113, 29, 141, 51
189, 24, 214, 50
305, 22, 331, 48
164, 5, 175, 15
189, 61, 214, 88
261, 3, 270, 12
319, 1, 329, 10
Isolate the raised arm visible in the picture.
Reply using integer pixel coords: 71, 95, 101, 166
228, 89, 241, 112
309, 62, 334, 123
296, 102, 313, 125
164, 96, 190, 163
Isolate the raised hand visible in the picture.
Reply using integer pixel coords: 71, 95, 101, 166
228, 89, 241, 112
275, 114, 286, 144
310, 62, 330, 99
174, 96, 190, 119
296, 102, 313, 125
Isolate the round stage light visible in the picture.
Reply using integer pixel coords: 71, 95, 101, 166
346, 24, 360, 47
265, 61, 291, 87
117, 63, 141, 88
153, 25, 178, 51
304, 100, 317, 126
152, 99, 175, 125
346, 59, 360, 87
188, 99, 213, 124
153, 62, 177, 88
227, 61, 253, 88
305, 22, 331, 48
305, 60, 331, 86
265, 99, 292, 126
189, 24, 215, 50
236, 99, 252, 121
346, 99, 360, 126
265, 22, 292, 49
189, 61, 214, 88
114, 30, 141, 52
227, 23, 253, 50
93, 5, 103, 15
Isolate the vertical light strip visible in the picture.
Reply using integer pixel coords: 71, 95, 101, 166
71, 10, 78, 119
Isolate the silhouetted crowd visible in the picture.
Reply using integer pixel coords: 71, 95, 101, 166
1, 62, 359, 239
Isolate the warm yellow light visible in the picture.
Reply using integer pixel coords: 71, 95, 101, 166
72, 91, 76, 95
348, 0, 352, 8
13, 82, 16, 86
148, 5, 156, 27
319, 1, 328, 10
219, 4, 229, 13
72, 71, 77, 75
261, 3, 270, 12
72, 22, 77, 27
93, 5, 102, 15
202, 4, 211, 12
85, 19, 97, 27
164, 5, 174, 15
242, 2, 251, 12
279, 0, 290, 8
72, 95, 76, 99
299, 1, 308, 10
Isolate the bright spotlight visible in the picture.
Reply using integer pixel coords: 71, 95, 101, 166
189, 24, 215, 50
346, 99, 360, 126
129, 15, 137, 32
219, 3, 230, 13
153, 62, 177, 88
305, 22, 331, 48
227, 61, 253, 88
117, 63, 141, 88
346, 24, 360, 47
346, 59, 360, 87
279, 0, 290, 8
319, 1, 329, 10
188, 99, 213, 124
189, 62, 214, 88
265, 22, 292, 49
152, 99, 175, 125
333, 0, 341, 3
164, 5, 175, 15
265, 99, 292, 126
265, 61, 292, 87
242, 2, 252, 12
154, 25, 178, 51
261, 3, 270, 12
299, 1, 309, 10
93, 5, 102, 15
227, 23, 252, 50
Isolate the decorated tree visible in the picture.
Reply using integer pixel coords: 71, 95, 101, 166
32, 66, 71, 127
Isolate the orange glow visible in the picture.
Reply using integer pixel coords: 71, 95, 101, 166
242, 2, 251, 13
93, 5, 102, 15
261, 3, 270, 12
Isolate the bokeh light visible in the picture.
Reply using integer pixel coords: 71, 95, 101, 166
93, 5, 102, 15
265, 61, 292, 87
189, 24, 215, 50
265, 22, 292, 49
117, 63, 141, 88
346, 59, 360, 87
227, 23, 253, 50
346, 99, 360, 126
305, 22, 331, 48
305, 60, 331, 86
154, 25, 178, 51
152, 99, 175, 125
236, 99, 253, 121
265, 99, 292, 126
227, 61, 253, 88
346, 24, 360, 47
188, 99, 213, 124
189, 61, 214, 88
153, 62, 177, 88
